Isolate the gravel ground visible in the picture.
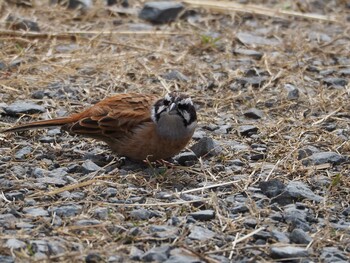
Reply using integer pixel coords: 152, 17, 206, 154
0, 0, 349, 262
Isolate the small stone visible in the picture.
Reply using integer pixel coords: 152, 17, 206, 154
129, 246, 144, 260
85, 253, 103, 263
93, 207, 109, 220
290, 228, 312, 244
190, 137, 221, 157
47, 128, 61, 136
237, 76, 267, 88
101, 187, 118, 198
297, 146, 320, 160
284, 84, 300, 100
259, 179, 286, 198
6, 238, 26, 249
270, 246, 309, 259
82, 160, 101, 174
238, 125, 259, 136
174, 152, 197, 166
6, 15, 40, 32
271, 229, 290, 243
339, 68, 350, 76
0, 61, 6, 70
0, 255, 15, 263
75, 219, 101, 226
4, 191, 25, 201
141, 245, 171, 262
50, 0, 92, 9
189, 210, 215, 221
244, 108, 263, 119
233, 48, 263, 60
107, 255, 124, 263
302, 152, 346, 166
320, 247, 348, 263
244, 218, 257, 228
237, 32, 280, 46
139, 1, 184, 24
15, 146, 32, 160
23, 207, 49, 217
49, 204, 82, 217
162, 70, 189, 82
192, 130, 206, 140
323, 77, 348, 87
37, 176, 67, 186
188, 226, 215, 241
130, 209, 152, 220
165, 248, 201, 263
4, 101, 45, 116
284, 206, 311, 231
38, 136, 55, 143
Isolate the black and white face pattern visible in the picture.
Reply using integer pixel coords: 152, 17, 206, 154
151, 93, 197, 126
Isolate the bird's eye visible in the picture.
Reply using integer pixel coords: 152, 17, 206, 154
163, 100, 170, 106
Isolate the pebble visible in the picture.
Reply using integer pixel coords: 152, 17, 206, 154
297, 146, 320, 160
284, 84, 300, 100
271, 229, 290, 243
190, 137, 221, 157
37, 176, 67, 186
139, 1, 184, 24
82, 160, 101, 174
129, 246, 144, 260
164, 248, 201, 263
320, 247, 348, 263
233, 48, 263, 60
4, 101, 45, 116
236, 32, 280, 46
0, 255, 14, 263
23, 207, 49, 217
93, 207, 109, 220
15, 146, 32, 160
75, 219, 101, 226
244, 108, 263, 119
6, 238, 26, 249
270, 246, 309, 259
49, 204, 82, 217
238, 125, 259, 136
6, 15, 40, 32
5, 191, 25, 201
130, 209, 153, 220
85, 253, 103, 263
302, 151, 346, 166
323, 77, 348, 87
141, 245, 171, 262
284, 205, 311, 231
174, 152, 197, 166
188, 226, 215, 241
189, 210, 215, 221
162, 70, 189, 82
290, 228, 312, 244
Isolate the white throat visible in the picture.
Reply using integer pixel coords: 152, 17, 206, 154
156, 113, 196, 140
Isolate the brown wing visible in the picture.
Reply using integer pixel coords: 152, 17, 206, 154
63, 93, 157, 139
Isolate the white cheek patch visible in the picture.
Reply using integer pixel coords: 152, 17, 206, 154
164, 93, 172, 102
157, 105, 166, 114
181, 110, 191, 123
179, 97, 193, 105
151, 107, 156, 122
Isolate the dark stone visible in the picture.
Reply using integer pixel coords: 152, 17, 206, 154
82, 160, 101, 174
284, 84, 299, 100
174, 152, 197, 166
189, 210, 215, 221
271, 229, 290, 243
5, 191, 25, 201
129, 246, 144, 261
4, 101, 45, 116
130, 209, 152, 220
290, 228, 312, 244
323, 77, 348, 87
238, 125, 258, 136
93, 207, 108, 220
297, 146, 319, 160
0, 255, 15, 263
188, 226, 215, 241
50, 0, 92, 9
244, 108, 263, 119
302, 152, 346, 166
233, 48, 263, 60
49, 204, 82, 217
101, 187, 118, 198
237, 76, 267, 88
6, 15, 40, 32
85, 253, 103, 263
139, 1, 184, 24
31, 90, 46, 99
284, 206, 311, 231
141, 245, 171, 262
270, 246, 309, 259
259, 179, 286, 198
165, 248, 201, 263
190, 137, 221, 157
320, 247, 348, 263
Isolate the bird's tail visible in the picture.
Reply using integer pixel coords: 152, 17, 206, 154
1, 117, 73, 133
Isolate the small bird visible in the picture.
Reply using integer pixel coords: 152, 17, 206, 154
2, 92, 197, 161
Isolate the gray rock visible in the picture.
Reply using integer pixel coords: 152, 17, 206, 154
244, 218, 257, 228
233, 48, 263, 60
192, 130, 206, 140
164, 248, 201, 263
49, 204, 82, 217
189, 210, 215, 221
101, 187, 118, 198
302, 152, 346, 166
237, 32, 280, 46
284, 206, 311, 231
0, 256, 14, 263
23, 207, 49, 217
339, 68, 350, 76
47, 128, 61, 136
320, 247, 348, 263
85, 253, 103, 263
163, 70, 189, 82
6, 15, 40, 32
188, 226, 215, 241
271, 229, 290, 243
5, 191, 25, 201
141, 245, 171, 262
15, 146, 32, 160
190, 137, 221, 157
82, 160, 101, 174
244, 108, 263, 119
279, 181, 324, 204
37, 176, 67, 186
174, 152, 197, 166
139, 1, 184, 24
149, 225, 178, 239
290, 228, 312, 244
284, 84, 300, 100
6, 238, 26, 249
38, 136, 55, 143
270, 246, 309, 259
50, 0, 92, 9
4, 101, 45, 116
238, 125, 258, 136
259, 179, 285, 198
297, 146, 320, 160
130, 208, 152, 220
107, 255, 124, 263
129, 246, 144, 260
323, 77, 348, 87
237, 76, 267, 88
93, 207, 109, 220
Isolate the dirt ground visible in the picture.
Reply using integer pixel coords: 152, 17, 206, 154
0, 0, 349, 262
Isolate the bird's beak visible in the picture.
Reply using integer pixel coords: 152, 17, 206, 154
168, 103, 177, 114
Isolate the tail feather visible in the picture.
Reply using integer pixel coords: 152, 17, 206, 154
1, 117, 73, 133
